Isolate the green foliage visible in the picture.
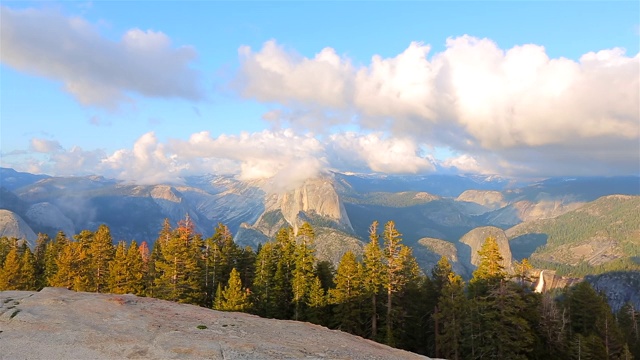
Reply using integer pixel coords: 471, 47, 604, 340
215, 268, 251, 312
1, 215, 637, 360
516, 196, 640, 276
152, 216, 204, 305
434, 273, 466, 360
330, 251, 365, 335
469, 236, 507, 296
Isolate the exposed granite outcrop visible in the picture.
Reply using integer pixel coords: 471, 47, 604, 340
0, 287, 429, 360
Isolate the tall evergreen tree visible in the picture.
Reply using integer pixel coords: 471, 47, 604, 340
618, 302, 640, 359
381, 220, 413, 346
153, 215, 204, 304
330, 251, 365, 335
469, 236, 507, 297
33, 233, 50, 289
72, 230, 94, 292
204, 223, 240, 305
362, 220, 384, 340
44, 231, 69, 286
431, 256, 455, 358
18, 247, 37, 290
272, 226, 296, 319
252, 241, 279, 317
433, 272, 466, 360
88, 224, 115, 292
0, 246, 21, 290
215, 267, 250, 312
292, 222, 316, 320
108, 241, 128, 294
306, 276, 328, 325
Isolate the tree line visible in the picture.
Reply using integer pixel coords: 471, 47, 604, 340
0, 217, 638, 360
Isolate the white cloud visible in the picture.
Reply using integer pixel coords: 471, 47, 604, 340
0, 6, 203, 108
168, 129, 327, 190
30, 138, 63, 153
237, 36, 640, 176
328, 133, 435, 174
238, 41, 352, 109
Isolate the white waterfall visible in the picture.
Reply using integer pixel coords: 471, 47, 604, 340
534, 270, 545, 293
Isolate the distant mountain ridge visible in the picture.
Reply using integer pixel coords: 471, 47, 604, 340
1, 167, 638, 276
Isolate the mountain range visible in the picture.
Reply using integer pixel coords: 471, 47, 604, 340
1, 167, 638, 280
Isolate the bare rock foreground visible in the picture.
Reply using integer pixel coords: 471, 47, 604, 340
0, 288, 429, 359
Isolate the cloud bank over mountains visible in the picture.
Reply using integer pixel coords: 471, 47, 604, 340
1, 6, 638, 186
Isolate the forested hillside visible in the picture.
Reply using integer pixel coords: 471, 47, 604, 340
1, 218, 638, 360
508, 195, 640, 276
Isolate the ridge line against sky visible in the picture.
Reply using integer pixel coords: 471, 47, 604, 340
0, 1, 638, 188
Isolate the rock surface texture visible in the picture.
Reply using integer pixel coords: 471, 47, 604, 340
0, 288, 429, 360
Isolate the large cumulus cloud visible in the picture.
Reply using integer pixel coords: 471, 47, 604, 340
0, 6, 203, 108
237, 36, 640, 176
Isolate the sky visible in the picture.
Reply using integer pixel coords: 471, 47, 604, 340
1, 1, 639, 188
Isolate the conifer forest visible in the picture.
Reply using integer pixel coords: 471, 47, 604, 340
0, 218, 638, 360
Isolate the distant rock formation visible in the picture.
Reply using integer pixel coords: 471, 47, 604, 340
265, 177, 353, 233
0, 209, 36, 245
415, 237, 470, 278
25, 202, 75, 237
456, 190, 506, 210
459, 226, 513, 274
0, 288, 429, 360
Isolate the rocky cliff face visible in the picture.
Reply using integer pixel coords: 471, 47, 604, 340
415, 237, 470, 278
587, 271, 640, 312
459, 226, 513, 273
0, 288, 429, 360
0, 209, 36, 244
25, 202, 75, 238
265, 177, 353, 233
456, 190, 506, 210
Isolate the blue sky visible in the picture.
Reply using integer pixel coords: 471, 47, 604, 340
1, 1, 638, 186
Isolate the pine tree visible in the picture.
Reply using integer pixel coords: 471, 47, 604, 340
88, 224, 114, 293
0, 236, 14, 266
33, 233, 50, 289
108, 241, 129, 294
618, 302, 640, 359
315, 260, 335, 291
434, 272, 466, 360
381, 220, 411, 346
0, 246, 21, 290
537, 292, 570, 358
272, 226, 296, 319
216, 268, 250, 312
49, 240, 81, 290
153, 215, 204, 304
252, 242, 279, 317
44, 231, 69, 286
513, 258, 533, 286
18, 247, 37, 290
125, 240, 147, 295
469, 236, 506, 297
306, 276, 328, 325
72, 230, 94, 292
431, 256, 455, 358
362, 220, 384, 340
292, 222, 316, 320
330, 251, 364, 335
204, 223, 240, 306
